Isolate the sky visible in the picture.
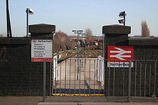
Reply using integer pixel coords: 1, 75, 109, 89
0, 0, 158, 37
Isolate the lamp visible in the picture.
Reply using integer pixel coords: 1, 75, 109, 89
118, 11, 126, 26
26, 8, 34, 37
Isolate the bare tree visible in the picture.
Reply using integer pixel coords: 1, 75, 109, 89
54, 31, 75, 53
141, 21, 150, 37
85, 28, 93, 39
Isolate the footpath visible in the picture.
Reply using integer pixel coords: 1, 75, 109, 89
0, 96, 158, 105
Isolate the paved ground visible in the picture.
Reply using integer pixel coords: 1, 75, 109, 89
38, 102, 158, 105
0, 96, 43, 105
0, 96, 158, 105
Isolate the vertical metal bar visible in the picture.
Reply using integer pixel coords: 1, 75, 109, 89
128, 60, 131, 102
139, 63, 142, 96
52, 36, 54, 96
84, 58, 86, 96
144, 64, 146, 97
102, 34, 104, 57
79, 59, 81, 95
55, 59, 57, 95
94, 60, 96, 96
124, 13, 126, 26
102, 59, 105, 96
113, 60, 115, 96
50, 61, 52, 96
6, 0, 12, 38
123, 61, 125, 96
89, 60, 91, 95
6, 0, 9, 37
135, 61, 137, 96
154, 62, 156, 95
149, 65, 151, 97
99, 60, 101, 81
43, 59, 46, 102
99, 59, 101, 95
77, 33, 79, 80
26, 8, 29, 37
69, 59, 71, 94
60, 60, 61, 94
65, 60, 67, 94
74, 59, 76, 95
52, 59, 54, 95
108, 61, 110, 96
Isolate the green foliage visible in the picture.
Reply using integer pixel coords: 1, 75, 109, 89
151, 93, 156, 98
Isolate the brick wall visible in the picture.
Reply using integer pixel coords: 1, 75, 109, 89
104, 37, 158, 96
103, 25, 158, 97
0, 38, 52, 96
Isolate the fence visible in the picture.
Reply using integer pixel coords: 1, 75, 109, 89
97, 56, 104, 86
52, 58, 104, 96
105, 59, 158, 98
53, 56, 58, 85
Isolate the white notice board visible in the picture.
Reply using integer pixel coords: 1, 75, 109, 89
31, 39, 52, 62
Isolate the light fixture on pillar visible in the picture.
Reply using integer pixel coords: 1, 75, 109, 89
118, 11, 126, 26
26, 8, 34, 37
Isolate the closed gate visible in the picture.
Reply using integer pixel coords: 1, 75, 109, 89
52, 58, 104, 96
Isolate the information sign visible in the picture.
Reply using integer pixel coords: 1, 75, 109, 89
31, 40, 52, 62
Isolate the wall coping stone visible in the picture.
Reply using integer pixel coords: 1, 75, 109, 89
129, 38, 158, 46
102, 25, 131, 35
29, 23, 56, 34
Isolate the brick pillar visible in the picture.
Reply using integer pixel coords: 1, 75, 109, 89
102, 25, 131, 60
102, 25, 131, 96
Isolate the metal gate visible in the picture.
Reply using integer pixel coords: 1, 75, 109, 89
52, 58, 104, 96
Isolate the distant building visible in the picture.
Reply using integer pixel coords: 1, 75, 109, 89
86, 39, 98, 46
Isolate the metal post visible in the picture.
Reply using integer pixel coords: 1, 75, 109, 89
77, 32, 79, 80
50, 61, 52, 96
72, 30, 83, 80
26, 8, 29, 37
102, 34, 104, 57
85, 40, 86, 63
128, 60, 131, 102
124, 14, 125, 26
43, 59, 46, 102
6, 0, 12, 38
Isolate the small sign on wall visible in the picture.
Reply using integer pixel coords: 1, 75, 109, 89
107, 46, 133, 67
31, 40, 52, 62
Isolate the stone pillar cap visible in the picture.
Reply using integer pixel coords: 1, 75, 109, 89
102, 25, 131, 35
29, 23, 56, 34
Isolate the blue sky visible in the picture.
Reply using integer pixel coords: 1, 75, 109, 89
0, 0, 158, 37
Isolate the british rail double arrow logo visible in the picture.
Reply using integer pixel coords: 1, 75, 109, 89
108, 46, 133, 61
110, 47, 131, 60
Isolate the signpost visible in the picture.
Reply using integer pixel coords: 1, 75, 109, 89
107, 46, 133, 67
31, 39, 52, 62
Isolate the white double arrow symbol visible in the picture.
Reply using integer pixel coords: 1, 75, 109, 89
110, 47, 131, 60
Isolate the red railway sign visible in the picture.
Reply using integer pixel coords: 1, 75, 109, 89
107, 46, 134, 67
